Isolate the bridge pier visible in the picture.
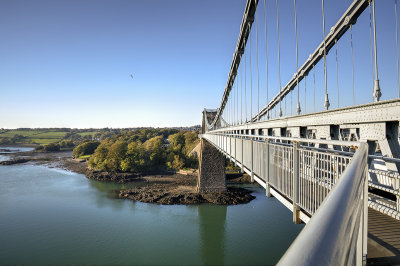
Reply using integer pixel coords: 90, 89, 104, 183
197, 138, 226, 193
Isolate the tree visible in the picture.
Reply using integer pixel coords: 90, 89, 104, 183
0, 138, 11, 145
59, 140, 74, 149
167, 154, 185, 170
168, 132, 185, 153
89, 141, 111, 171
106, 140, 128, 171
121, 141, 148, 172
43, 143, 60, 152
183, 131, 198, 154
143, 136, 165, 167
11, 134, 26, 144
73, 141, 100, 157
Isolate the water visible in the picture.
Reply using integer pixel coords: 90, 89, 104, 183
0, 146, 34, 162
0, 154, 304, 265
0, 147, 35, 153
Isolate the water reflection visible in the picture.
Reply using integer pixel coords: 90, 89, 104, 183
86, 179, 142, 211
198, 205, 227, 265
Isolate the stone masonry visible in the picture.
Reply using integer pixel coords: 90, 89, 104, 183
197, 138, 226, 192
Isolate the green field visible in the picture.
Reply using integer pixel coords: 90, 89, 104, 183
77, 155, 91, 159
0, 129, 99, 145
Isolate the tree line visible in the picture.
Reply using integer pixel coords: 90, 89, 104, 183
73, 129, 199, 173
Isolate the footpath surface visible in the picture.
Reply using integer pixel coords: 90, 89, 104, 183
367, 208, 400, 265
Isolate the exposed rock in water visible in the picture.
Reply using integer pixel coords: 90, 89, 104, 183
0, 158, 30, 165
86, 170, 143, 183
119, 186, 255, 205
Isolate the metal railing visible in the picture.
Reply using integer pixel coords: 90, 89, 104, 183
201, 132, 368, 264
278, 143, 368, 265
203, 132, 356, 215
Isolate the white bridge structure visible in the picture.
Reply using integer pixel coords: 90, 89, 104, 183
200, 0, 400, 264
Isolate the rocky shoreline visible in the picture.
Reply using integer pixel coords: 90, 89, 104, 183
119, 186, 255, 205
0, 148, 256, 205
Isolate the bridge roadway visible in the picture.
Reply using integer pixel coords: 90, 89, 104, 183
367, 208, 400, 265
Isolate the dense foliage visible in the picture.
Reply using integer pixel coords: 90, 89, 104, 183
88, 129, 199, 173
73, 141, 100, 157
42, 143, 60, 152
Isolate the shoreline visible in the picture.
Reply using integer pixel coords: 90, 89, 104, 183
1, 149, 256, 205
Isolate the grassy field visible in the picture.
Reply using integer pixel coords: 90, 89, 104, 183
77, 155, 91, 160
0, 129, 99, 145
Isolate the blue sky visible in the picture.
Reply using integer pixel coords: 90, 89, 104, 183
0, 0, 399, 128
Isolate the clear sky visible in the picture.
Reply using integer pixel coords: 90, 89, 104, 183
1, 0, 398, 128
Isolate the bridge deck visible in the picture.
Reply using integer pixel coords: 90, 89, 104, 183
367, 208, 400, 265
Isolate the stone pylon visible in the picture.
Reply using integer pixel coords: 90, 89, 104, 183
197, 139, 226, 192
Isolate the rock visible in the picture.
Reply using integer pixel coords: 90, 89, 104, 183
119, 186, 255, 205
85, 170, 142, 183
0, 158, 30, 165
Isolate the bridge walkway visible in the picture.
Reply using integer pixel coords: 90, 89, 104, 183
367, 208, 400, 265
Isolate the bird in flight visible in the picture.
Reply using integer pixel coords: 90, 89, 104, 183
130, 74, 134, 79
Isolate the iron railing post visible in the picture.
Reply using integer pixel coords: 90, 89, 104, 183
395, 177, 400, 212
293, 141, 301, 224
266, 139, 271, 197
241, 134, 244, 173
229, 131, 232, 159
234, 131, 237, 165
251, 135, 254, 183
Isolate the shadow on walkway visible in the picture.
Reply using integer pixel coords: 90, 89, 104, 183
367, 208, 400, 265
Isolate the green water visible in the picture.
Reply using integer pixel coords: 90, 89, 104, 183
0, 159, 304, 265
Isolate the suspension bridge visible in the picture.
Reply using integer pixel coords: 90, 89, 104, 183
198, 0, 400, 265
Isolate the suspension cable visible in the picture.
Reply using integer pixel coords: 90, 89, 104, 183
372, 0, 381, 101
396, 0, 400, 97
369, 2, 374, 102
277, 0, 282, 117
291, 89, 293, 115
231, 87, 233, 125
322, 0, 330, 110
245, 44, 247, 122
256, 9, 260, 121
228, 89, 230, 125
249, 24, 253, 123
241, 55, 243, 124
265, 0, 269, 119
351, 25, 355, 105
234, 71, 236, 125
335, 39, 339, 108
237, 65, 238, 124
304, 75, 307, 113
295, 0, 301, 115
313, 64, 316, 112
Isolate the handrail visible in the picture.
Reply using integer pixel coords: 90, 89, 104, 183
277, 143, 368, 265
